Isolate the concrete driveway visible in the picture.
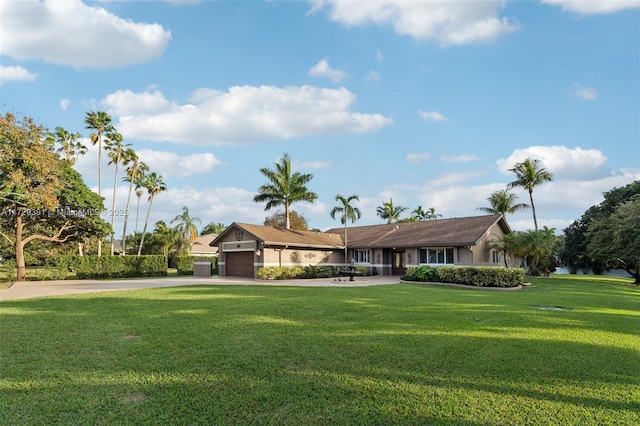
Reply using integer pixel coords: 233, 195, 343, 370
0, 275, 401, 301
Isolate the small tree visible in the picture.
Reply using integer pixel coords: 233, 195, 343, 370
264, 210, 309, 230
376, 199, 408, 224
507, 158, 553, 231
201, 222, 227, 235
171, 206, 201, 244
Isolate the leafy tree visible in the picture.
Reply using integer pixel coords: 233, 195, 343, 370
587, 195, 640, 284
330, 194, 361, 263
137, 172, 167, 255
559, 181, 640, 273
376, 198, 408, 224
507, 158, 553, 230
477, 189, 529, 216
0, 113, 108, 280
105, 131, 130, 255
264, 210, 309, 230
121, 150, 148, 255
85, 110, 114, 255
200, 222, 227, 235
45, 126, 86, 165
152, 220, 189, 262
507, 227, 557, 275
171, 206, 201, 244
254, 153, 318, 229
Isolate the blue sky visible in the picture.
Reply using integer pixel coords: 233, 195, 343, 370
1, 0, 639, 236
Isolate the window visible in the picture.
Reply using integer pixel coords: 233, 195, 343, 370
353, 249, 371, 263
492, 250, 500, 264
418, 248, 454, 264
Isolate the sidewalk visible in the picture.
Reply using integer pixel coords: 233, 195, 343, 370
0, 275, 401, 301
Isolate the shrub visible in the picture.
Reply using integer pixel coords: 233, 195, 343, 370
256, 266, 305, 280
71, 255, 167, 279
403, 266, 439, 282
436, 266, 524, 288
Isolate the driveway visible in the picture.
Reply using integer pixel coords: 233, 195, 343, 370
0, 275, 401, 301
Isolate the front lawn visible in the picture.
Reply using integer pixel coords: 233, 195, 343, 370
1, 276, 638, 425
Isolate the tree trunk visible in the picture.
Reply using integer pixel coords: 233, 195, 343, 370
15, 212, 26, 282
529, 189, 538, 231
137, 197, 153, 256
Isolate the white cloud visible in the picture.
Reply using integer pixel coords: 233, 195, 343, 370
103, 85, 392, 145
375, 50, 384, 62
308, 59, 348, 82
137, 150, 221, 178
310, 0, 519, 45
103, 90, 172, 116
59, 99, 72, 111
0, 0, 171, 69
0, 65, 37, 83
541, 0, 640, 14
574, 87, 598, 100
496, 146, 610, 180
441, 154, 479, 163
365, 70, 382, 82
419, 110, 449, 122
406, 152, 431, 164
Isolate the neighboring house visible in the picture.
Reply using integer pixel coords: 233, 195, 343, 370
191, 233, 219, 257
212, 214, 514, 278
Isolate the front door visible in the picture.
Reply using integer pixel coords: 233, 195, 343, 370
391, 251, 406, 275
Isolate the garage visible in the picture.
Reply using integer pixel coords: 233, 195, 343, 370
225, 251, 255, 278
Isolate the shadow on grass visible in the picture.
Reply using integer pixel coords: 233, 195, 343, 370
1, 282, 639, 425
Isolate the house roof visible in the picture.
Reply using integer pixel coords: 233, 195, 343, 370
324, 214, 509, 249
191, 233, 219, 254
211, 223, 344, 249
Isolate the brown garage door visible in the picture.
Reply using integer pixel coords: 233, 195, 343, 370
225, 251, 255, 278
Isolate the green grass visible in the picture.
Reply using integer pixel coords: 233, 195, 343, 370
1, 276, 638, 425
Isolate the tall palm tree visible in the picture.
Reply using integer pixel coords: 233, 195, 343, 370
507, 158, 554, 230
477, 189, 529, 216
137, 172, 167, 256
376, 198, 408, 224
330, 194, 362, 264
45, 126, 86, 165
253, 153, 318, 229
121, 153, 148, 255
170, 206, 201, 244
84, 110, 114, 256
105, 131, 130, 255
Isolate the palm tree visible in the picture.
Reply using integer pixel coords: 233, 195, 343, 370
104, 131, 130, 255
137, 172, 167, 256
253, 153, 318, 229
477, 189, 529, 216
85, 110, 114, 256
135, 188, 144, 232
45, 126, 86, 165
121, 152, 148, 255
376, 198, 408, 224
170, 206, 201, 244
507, 158, 554, 230
330, 194, 362, 264
153, 220, 188, 259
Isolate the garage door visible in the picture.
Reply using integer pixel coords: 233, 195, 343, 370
225, 251, 255, 278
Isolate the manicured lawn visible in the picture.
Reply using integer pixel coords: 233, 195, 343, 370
1, 276, 638, 425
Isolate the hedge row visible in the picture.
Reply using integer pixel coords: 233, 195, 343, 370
175, 256, 218, 276
403, 265, 525, 288
59, 255, 168, 279
256, 265, 369, 280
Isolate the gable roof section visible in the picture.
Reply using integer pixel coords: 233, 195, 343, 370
211, 222, 344, 249
324, 214, 509, 248
191, 233, 219, 254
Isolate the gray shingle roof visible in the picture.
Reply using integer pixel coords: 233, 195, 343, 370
324, 214, 508, 248
212, 215, 509, 250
